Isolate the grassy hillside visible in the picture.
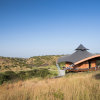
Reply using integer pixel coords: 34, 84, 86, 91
0, 56, 32, 72
26, 55, 62, 67
0, 55, 62, 72
0, 71, 100, 100
0, 56, 100, 100
0, 55, 62, 84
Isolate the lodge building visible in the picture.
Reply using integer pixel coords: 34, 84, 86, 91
57, 44, 100, 72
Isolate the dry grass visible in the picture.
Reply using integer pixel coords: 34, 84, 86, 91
0, 71, 100, 100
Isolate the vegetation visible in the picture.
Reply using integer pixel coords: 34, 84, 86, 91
0, 71, 100, 100
0, 55, 60, 85
0, 55, 62, 72
27, 55, 62, 67
0, 68, 57, 85
0, 56, 29, 72
0, 56, 100, 100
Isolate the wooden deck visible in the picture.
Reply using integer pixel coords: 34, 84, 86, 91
67, 67, 100, 72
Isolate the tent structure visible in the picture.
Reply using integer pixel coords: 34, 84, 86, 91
57, 44, 100, 75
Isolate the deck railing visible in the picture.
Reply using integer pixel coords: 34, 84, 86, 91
67, 67, 100, 72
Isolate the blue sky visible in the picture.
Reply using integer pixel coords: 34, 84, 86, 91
0, 0, 100, 57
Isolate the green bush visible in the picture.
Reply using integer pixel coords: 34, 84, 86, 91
18, 71, 27, 80
34, 69, 50, 78
0, 68, 51, 85
4, 71, 17, 79
18, 70, 35, 80
18, 69, 50, 80
0, 71, 18, 85
0, 73, 10, 85
0, 74, 5, 85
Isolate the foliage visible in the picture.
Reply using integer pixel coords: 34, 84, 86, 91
0, 55, 60, 84
0, 71, 18, 85
0, 73, 7, 85
27, 55, 62, 67
0, 69, 52, 85
0, 55, 62, 71
18, 68, 50, 80
4, 71, 18, 79
59, 62, 66, 69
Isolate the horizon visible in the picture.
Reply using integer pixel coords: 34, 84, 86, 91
0, 0, 100, 57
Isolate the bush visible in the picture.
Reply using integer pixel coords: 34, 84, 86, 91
0, 74, 5, 85
0, 68, 51, 85
18, 69, 50, 80
18, 71, 27, 80
0, 71, 18, 85
34, 69, 50, 78
4, 71, 17, 80
0, 73, 10, 85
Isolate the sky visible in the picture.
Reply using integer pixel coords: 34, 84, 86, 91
0, 0, 100, 58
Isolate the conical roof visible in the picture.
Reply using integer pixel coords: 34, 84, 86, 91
57, 44, 94, 64
75, 44, 89, 51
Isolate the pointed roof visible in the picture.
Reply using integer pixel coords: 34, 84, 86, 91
57, 44, 95, 64
75, 44, 89, 51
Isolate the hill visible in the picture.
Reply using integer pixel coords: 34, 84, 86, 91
0, 56, 100, 100
0, 55, 64, 85
27, 55, 62, 67
0, 55, 62, 72
0, 56, 29, 72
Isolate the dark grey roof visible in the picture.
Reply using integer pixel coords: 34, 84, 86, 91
75, 44, 89, 51
57, 44, 94, 64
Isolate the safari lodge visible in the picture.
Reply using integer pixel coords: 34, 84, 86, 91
57, 44, 100, 72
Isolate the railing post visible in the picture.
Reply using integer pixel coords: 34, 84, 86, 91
95, 66, 96, 70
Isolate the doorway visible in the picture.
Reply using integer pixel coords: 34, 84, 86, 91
88, 61, 91, 69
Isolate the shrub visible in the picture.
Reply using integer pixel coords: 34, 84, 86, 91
0, 68, 51, 85
0, 73, 5, 85
17, 69, 50, 80
0, 71, 18, 85
0, 73, 10, 85
4, 71, 17, 80
34, 69, 50, 78
18, 71, 27, 80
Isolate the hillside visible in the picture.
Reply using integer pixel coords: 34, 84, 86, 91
0, 55, 62, 72
0, 71, 100, 100
0, 56, 28, 72
0, 56, 100, 100
27, 55, 62, 66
